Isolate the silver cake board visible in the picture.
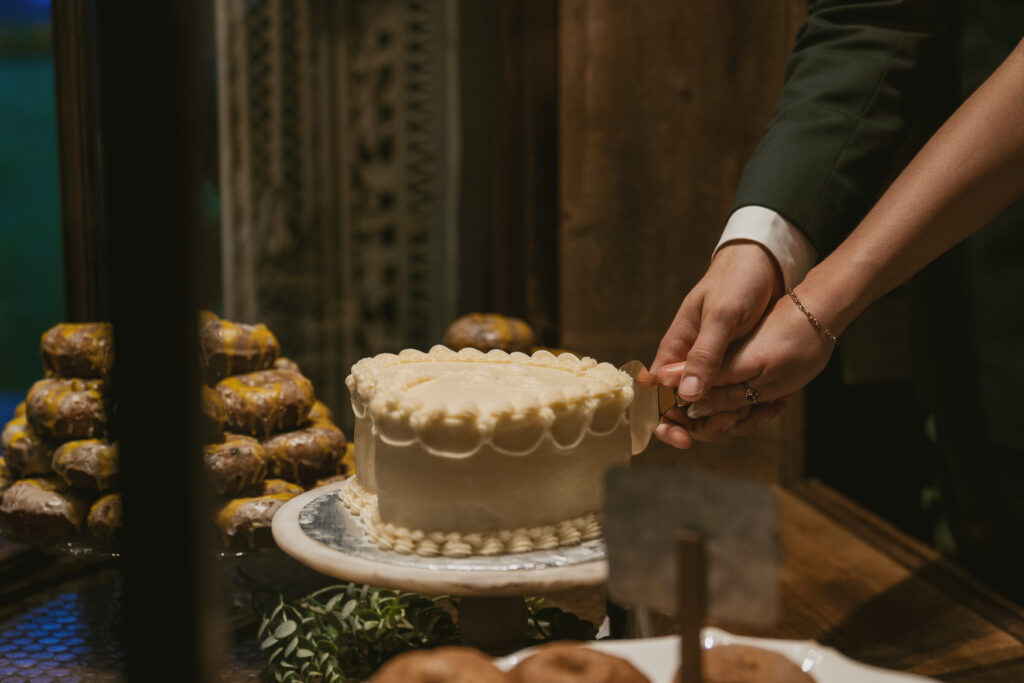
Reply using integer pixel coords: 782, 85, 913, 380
272, 480, 607, 597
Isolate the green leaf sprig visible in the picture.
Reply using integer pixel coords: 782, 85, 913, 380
258, 583, 598, 681
258, 583, 460, 682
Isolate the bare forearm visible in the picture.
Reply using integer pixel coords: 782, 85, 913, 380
802, 39, 1024, 332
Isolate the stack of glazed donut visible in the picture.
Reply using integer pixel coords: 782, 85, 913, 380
0, 323, 121, 548
0, 315, 352, 553
199, 311, 350, 552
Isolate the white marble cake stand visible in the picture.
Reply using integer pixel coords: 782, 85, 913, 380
272, 480, 608, 652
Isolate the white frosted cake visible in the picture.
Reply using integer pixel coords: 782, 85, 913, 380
340, 345, 634, 557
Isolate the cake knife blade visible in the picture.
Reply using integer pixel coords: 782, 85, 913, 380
619, 360, 682, 455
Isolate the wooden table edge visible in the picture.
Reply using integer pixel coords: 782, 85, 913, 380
788, 478, 1024, 643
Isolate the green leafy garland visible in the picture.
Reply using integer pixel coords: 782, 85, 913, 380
258, 584, 597, 682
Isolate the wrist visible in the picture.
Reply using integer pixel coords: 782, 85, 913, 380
794, 260, 872, 338
713, 240, 785, 299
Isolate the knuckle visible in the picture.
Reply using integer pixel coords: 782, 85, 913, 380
685, 346, 722, 368
706, 302, 745, 329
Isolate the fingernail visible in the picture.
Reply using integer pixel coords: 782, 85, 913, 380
662, 361, 686, 373
687, 403, 709, 419
679, 375, 700, 397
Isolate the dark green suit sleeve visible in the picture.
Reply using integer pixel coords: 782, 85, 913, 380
732, 0, 950, 256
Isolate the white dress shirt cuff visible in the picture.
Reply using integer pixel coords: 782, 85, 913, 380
713, 206, 818, 289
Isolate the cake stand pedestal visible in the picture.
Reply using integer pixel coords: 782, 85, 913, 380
272, 481, 607, 653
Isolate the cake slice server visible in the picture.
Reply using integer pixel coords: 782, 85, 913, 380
619, 360, 686, 454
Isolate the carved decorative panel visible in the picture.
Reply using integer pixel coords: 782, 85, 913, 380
216, 0, 457, 426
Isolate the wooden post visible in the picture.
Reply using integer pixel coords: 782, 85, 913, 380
677, 530, 707, 683
95, 1, 221, 679
490, 0, 559, 345
457, 596, 530, 655
51, 0, 103, 322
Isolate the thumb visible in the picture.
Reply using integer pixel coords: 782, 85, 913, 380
716, 336, 763, 387
675, 311, 736, 401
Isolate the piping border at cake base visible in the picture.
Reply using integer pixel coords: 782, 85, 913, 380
337, 478, 601, 558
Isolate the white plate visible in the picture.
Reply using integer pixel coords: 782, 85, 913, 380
494, 627, 938, 683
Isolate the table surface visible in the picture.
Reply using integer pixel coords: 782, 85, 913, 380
0, 478, 1022, 681
754, 480, 1024, 682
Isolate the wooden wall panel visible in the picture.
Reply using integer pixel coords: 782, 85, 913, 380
559, 0, 806, 482
490, 0, 560, 346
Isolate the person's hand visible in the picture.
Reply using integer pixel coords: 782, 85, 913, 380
656, 395, 791, 446
638, 241, 784, 448
683, 287, 836, 422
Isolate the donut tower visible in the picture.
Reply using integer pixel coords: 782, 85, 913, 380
0, 323, 118, 546
0, 314, 351, 553
199, 310, 349, 551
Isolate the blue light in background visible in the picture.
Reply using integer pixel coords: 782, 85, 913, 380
0, 0, 51, 26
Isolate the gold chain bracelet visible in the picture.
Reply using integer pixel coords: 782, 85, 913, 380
786, 288, 839, 346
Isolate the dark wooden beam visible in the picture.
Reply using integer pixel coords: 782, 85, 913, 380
490, 0, 559, 345
94, 0, 221, 679
51, 0, 103, 322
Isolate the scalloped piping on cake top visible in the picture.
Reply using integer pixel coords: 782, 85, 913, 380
337, 478, 601, 558
345, 345, 634, 458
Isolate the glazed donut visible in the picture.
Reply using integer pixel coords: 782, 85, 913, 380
203, 434, 267, 497
371, 646, 509, 683
51, 439, 119, 490
509, 643, 649, 683
262, 422, 346, 487
199, 312, 280, 382
0, 457, 15, 494
40, 322, 114, 379
215, 369, 315, 436
273, 356, 302, 374
201, 385, 228, 439
25, 377, 108, 441
2, 415, 52, 476
0, 477, 90, 540
215, 490, 299, 550
262, 478, 304, 496
306, 399, 333, 425
695, 644, 814, 683
87, 492, 122, 548
443, 313, 535, 353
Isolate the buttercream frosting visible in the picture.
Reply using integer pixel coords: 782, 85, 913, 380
342, 345, 633, 555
